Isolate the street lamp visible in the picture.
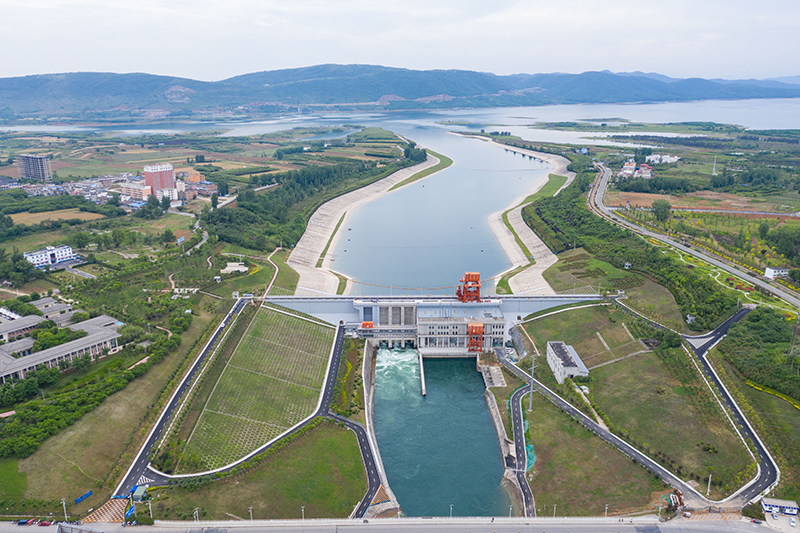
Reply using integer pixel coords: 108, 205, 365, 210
449, 504, 453, 518
509, 505, 513, 518
249, 507, 253, 521
301, 506, 305, 520
147, 501, 152, 519
553, 504, 557, 518
60, 499, 67, 522
193, 508, 199, 522
605, 504, 608, 518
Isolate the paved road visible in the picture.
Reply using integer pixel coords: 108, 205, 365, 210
683, 308, 779, 505
34, 517, 767, 533
115, 314, 381, 518
115, 298, 251, 495
508, 384, 535, 517
65, 267, 96, 279
590, 163, 800, 309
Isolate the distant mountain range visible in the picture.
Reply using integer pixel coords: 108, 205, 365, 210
1, 64, 799, 121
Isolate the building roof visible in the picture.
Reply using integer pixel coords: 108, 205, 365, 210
0, 315, 44, 336
548, 341, 589, 373
417, 301, 504, 321
762, 497, 799, 508
32, 297, 57, 310
0, 315, 121, 378
42, 303, 72, 316
0, 337, 35, 358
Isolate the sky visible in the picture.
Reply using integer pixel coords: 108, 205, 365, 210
1, 0, 798, 81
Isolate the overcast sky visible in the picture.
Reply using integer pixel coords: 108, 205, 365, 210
2, 0, 798, 81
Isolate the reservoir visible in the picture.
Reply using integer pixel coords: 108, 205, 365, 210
372, 350, 511, 517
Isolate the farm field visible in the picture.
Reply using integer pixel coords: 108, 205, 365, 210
522, 305, 648, 369
155, 423, 367, 520
179, 306, 334, 471
605, 188, 800, 213
9, 208, 106, 225
592, 350, 754, 498
525, 390, 665, 516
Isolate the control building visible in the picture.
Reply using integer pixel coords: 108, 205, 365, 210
17, 154, 52, 181
353, 273, 507, 356
546, 341, 589, 384
143, 163, 175, 191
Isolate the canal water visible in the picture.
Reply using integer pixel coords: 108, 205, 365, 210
372, 349, 511, 517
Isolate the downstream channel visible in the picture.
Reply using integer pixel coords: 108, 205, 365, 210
372, 350, 512, 517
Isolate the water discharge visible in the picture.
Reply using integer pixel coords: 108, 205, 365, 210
373, 349, 511, 516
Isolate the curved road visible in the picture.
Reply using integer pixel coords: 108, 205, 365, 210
115, 309, 381, 518
508, 385, 535, 516
590, 163, 800, 309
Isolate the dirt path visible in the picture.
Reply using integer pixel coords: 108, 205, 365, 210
206, 256, 212, 269
168, 272, 175, 290
156, 325, 173, 339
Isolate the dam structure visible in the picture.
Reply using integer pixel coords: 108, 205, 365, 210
264, 272, 605, 356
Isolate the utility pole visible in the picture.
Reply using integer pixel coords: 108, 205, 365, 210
529, 351, 535, 411
553, 504, 557, 518
60, 499, 67, 522
249, 507, 253, 521
193, 508, 199, 522
707, 474, 712, 496
147, 501, 152, 519
509, 505, 513, 518
449, 504, 453, 518
301, 506, 305, 520
605, 504, 608, 518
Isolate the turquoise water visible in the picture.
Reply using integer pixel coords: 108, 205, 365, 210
372, 349, 511, 517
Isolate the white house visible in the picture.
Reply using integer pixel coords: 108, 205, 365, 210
764, 267, 790, 279
23, 245, 76, 268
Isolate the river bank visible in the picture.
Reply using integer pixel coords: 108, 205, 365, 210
288, 153, 444, 295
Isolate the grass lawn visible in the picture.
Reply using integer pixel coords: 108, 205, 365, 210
592, 351, 753, 498
10, 209, 106, 225
153, 423, 366, 520
518, 174, 568, 206
209, 260, 275, 298
16, 295, 223, 518
269, 249, 299, 295
179, 307, 334, 471
525, 391, 665, 517
388, 149, 453, 191
523, 305, 642, 369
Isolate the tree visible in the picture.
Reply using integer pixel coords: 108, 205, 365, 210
108, 192, 121, 207
161, 194, 171, 211
211, 193, 218, 209
71, 232, 90, 249
196, 155, 205, 163
652, 199, 672, 222
759, 221, 770, 239
162, 229, 175, 243
217, 181, 229, 196
790, 269, 800, 283
111, 228, 127, 248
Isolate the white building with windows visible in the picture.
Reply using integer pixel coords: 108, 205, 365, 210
764, 267, 790, 279
546, 341, 589, 384
23, 245, 76, 268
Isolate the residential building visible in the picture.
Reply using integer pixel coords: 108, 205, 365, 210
0, 315, 123, 382
0, 176, 21, 190
24, 245, 76, 268
156, 187, 179, 202
143, 163, 175, 191
646, 154, 681, 164
0, 315, 44, 342
17, 154, 52, 181
121, 181, 152, 200
634, 164, 652, 179
546, 341, 589, 384
187, 172, 203, 183
764, 267, 790, 279
618, 160, 636, 178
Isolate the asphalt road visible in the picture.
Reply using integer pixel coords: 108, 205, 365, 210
28, 516, 770, 533
115, 298, 251, 495
508, 384, 535, 517
115, 315, 380, 518
590, 163, 800, 309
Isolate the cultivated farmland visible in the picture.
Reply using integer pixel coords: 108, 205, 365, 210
180, 306, 335, 471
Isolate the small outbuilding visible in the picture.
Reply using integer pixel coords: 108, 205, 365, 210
764, 267, 790, 279
761, 497, 799, 516
546, 341, 589, 384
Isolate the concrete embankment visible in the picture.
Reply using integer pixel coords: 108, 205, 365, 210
288, 155, 441, 296
462, 134, 575, 296
362, 340, 402, 518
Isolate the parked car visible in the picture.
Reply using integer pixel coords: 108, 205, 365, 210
37, 521, 51, 527
751, 518, 762, 524
17, 520, 29, 526
682, 512, 692, 518
790, 517, 796, 527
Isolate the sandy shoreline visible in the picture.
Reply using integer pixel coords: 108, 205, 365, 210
288, 154, 444, 296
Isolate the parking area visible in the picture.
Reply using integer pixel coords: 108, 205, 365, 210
765, 513, 797, 532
